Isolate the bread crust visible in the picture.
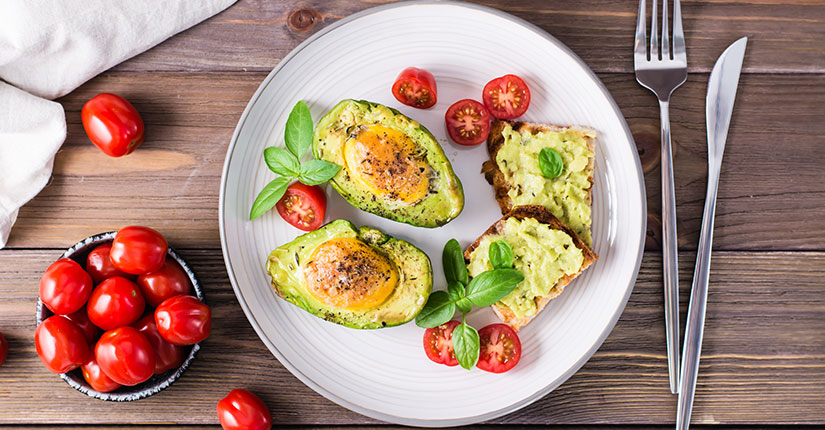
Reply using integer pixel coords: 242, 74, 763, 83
463, 205, 598, 331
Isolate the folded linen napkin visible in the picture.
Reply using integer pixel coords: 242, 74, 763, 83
0, 0, 236, 248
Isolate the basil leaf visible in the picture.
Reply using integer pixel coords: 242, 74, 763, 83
249, 176, 292, 220
452, 322, 480, 370
285, 101, 313, 159
538, 147, 564, 179
465, 268, 524, 308
264, 147, 300, 176
489, 240, 514, 269
442, 239, 468, 286
415, 291, 456, 329
299, 159, 341, 186
448, 281, 472, 313
455, 297, 472, 314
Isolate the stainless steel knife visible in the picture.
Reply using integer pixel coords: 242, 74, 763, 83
675, 36, 747, 430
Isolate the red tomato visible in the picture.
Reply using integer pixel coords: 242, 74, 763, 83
444, 99, 491, 146
482, 74, 531, 119
39, 258, 93, 315
476, 323, 521, 373
391, 67, 438, 109
155, 295, 211, 346
275, 182, 326, 231
110, 226, 168, 275
133, 315, 185, 374
86, 243, 134, 283
81, 358, 122, 393
81, 93, 145, 157
95, 326, 155, 386
423, 320, 460, 366
64, 307, 101, 344
87, 277, 146, 331
35, 316, 90, 374
137, 260, 192, 308
0, 332, 7, 367
217, 389, 273, 430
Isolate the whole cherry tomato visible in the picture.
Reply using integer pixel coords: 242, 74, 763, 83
86, 243, 134, 284
81, 93, 145, 157
87, 277, 146, 331
217, 389, 273, 430
95, 326, 155, 386
133, 315, 185, 374
40, 258, 93, 315
0, 332, 7, 367
155, 295, 211, 346
391, 66, 438, 109
110, 226, 168, 275
63, 307, 101, 344
137, 260, 192, 308
35, 316, 90, 374
275, 182, 326, 232
81, 358, 122, 393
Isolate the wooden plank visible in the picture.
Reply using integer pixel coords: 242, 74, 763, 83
5, 72, 825, 251
107, 0, 825, 75
0, 250, 822, 425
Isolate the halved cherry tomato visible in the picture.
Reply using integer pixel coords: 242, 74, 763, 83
217, 388, 273, 430
137, 260, 192, 308
81, 93, 145, 157
40, 258, 93, 315
423, 320, 460, 366
35, 316, 90, 374
110, 226, 168, 275
476, 323, 521, 373
87, 277, 146, 331
275, 182, 326, 231
133, 315, 185, 375
482, 74, 531, 119
392, 67, 438, 109
64, 307, 101, 345
0, 332, 7, 367
95, 326, 155, 386
155, 295, 211, 346
81, 358, 122, 393
444, 99, 491, 146
86, 243, 134, 284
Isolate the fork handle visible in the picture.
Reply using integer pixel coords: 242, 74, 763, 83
659, 99, 681, 395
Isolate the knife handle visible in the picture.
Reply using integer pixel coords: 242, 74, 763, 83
659, 99, 681, 395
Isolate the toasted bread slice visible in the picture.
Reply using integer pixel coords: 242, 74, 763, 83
464, 205, 598, 331
481, 119, 596, 245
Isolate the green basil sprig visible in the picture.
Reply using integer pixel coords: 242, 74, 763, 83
250, 101, 341, 220
538, 147, 564, 179
416, 238, 523, 370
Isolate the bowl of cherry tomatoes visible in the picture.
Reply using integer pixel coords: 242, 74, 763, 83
35, 227, 211, 401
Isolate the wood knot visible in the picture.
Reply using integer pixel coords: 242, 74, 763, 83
631, 123, 661, 174
645, 212, 662, 251
288, 7, 319, 33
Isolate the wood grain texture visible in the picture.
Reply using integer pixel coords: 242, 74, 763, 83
1, 250, 822, 425
5, 72, 824, 251
106, 0, 825, 74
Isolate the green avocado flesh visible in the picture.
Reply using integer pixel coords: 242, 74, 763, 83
266, 219, 433, 329
313, 99, 464, 228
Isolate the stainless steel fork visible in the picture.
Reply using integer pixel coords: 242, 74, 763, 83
634, 0, 687, 395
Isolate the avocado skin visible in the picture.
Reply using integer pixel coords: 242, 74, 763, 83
312, 99, 464, 228
266, 219, 433, 329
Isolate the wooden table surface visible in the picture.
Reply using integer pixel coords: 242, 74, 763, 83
1, 0, 824, 428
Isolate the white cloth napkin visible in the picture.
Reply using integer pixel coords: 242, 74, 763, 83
0, 0, 236, 248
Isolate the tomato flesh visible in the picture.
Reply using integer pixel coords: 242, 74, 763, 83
95, 326, 155, 386
110, 226, 168, 275
87, 276, 146, 330
392, 67, 438, 109
476, 323, 521, 373
137, 260, 192, 308
40, 258, 93, 315
482, 74, 531, 119
154, 295, 211, 346
423, 320, 460, 366
81, 93, 145, 157
217, 389, 273, 430
445, 99, 491, 146
35, 316, 91, 374
275, 182, 326, 231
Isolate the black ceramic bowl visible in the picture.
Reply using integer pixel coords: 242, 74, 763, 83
35, 231, 204, 401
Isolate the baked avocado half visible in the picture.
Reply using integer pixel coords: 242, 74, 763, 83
266, 219, 433, 329
313, 99, 464, 228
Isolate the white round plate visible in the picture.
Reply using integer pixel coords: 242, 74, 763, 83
220, 1, 645, 426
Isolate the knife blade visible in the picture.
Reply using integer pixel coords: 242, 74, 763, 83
675, 37, 747, 430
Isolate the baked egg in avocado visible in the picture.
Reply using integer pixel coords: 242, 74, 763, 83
266, 219, 432, 329
313, 99, 464, 227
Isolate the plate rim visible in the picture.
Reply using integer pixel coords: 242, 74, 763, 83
218, 0, 647, 426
